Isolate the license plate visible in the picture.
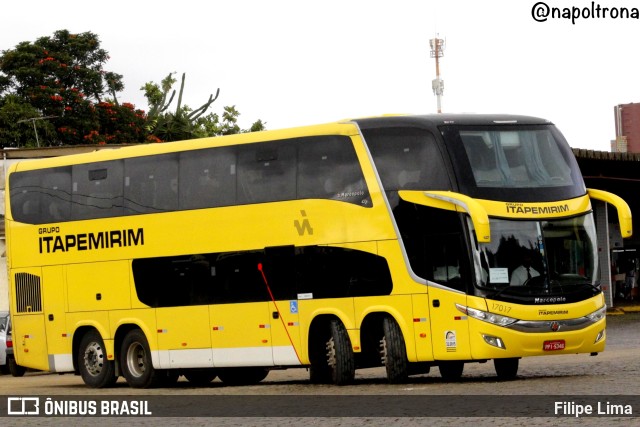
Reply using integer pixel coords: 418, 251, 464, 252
543, 340, 565, 351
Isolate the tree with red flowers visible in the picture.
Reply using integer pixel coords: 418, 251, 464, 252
0, 29, 146, 146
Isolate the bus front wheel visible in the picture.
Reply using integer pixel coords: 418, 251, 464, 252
494, 358, 519, 380
380, 316, 408, 383
78, 330, 116, 388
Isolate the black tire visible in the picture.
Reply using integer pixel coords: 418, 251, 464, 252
8, 356, 27, 378
0, 364, 10, 375
380, 316, 408, 383
328, 320, 355, 385
217, 367, 268, 385
438, 361, 464, 381
309, 320, 355, 385
184, 369, 218, 386
120, 329, 163, 388
77, 330, 116, 387
494, 358, 519, 380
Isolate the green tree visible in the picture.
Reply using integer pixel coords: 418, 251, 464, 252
143, 72, 265, 142
0, 30, 146, 146
0, 95, 56, 147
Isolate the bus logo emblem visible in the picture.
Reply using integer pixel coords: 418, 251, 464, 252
294, 210, 314, 236
550, 321, 560, 332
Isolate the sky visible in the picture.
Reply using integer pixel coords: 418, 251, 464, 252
2, 0, 639, 151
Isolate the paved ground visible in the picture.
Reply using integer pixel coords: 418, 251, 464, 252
1, 310, 639, 426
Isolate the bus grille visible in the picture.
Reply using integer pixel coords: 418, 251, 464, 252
14, 273, 42, 313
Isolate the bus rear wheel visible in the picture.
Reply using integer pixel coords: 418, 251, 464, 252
380, 316, 408, 383
494, 358, 519, 380
120, 329, 166, 388
78, 330, 116, 388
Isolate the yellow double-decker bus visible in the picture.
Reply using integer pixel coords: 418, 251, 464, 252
5, 114, 632, 388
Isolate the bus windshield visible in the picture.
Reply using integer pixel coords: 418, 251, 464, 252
442, 124, 586, 203
459, 128, 575, 188
472, 213, 599, 303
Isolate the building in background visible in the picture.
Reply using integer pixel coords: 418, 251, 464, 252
613, 103, 640, 153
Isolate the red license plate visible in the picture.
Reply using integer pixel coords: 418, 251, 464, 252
543, 340, 565, 351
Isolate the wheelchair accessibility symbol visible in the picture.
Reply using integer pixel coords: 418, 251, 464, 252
290, 300, 298, 314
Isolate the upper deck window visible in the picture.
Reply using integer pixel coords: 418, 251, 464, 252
362, 127, 451, 192
9, 135, 370, 224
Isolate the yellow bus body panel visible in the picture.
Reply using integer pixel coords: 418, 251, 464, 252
4, 117, 616, 380
66, 261, 131, 312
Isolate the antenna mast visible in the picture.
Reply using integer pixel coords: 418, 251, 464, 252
430, 36, 445, 113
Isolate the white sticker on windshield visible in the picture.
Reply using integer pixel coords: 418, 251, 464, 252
489, 268, 510, 283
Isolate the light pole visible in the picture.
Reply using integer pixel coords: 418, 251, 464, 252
16, 115, 57, 147
430, 36, 445, 113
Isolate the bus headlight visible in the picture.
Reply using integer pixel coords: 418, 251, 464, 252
586, 305, 607, 323
456, 303, 518, 327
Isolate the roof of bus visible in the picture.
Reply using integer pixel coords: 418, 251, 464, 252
7, 113, 554, 173
350, 113, 553, 128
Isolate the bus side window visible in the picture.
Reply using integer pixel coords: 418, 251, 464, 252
72, 160, 124, 220
295, 246, 392, 299
9, 167, 72, 224
394, 202, 469, 293
213, 252, 269, 303
179, 147, 237, 210
298, 136, 370, 206
10, 171, 42, 223
124, 153, 179, 214
44, 168, 72, 221
237, 142, 296, 205
364, 127, 451, 192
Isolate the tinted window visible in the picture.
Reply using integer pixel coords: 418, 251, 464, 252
124, 153, 179, 214
363, 127, 451, 191
9, 166, 72, 223
132, 246, 392, 308
298, 136, 370, 206
237, 141, 297, 204
393, 201, 469, 292
9, 135, 371, 224
180, 147, 237, 209
72, 160, 124, 219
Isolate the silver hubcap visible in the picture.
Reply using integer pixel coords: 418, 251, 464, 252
83, 341, 105, 376
126, 341, 146, 378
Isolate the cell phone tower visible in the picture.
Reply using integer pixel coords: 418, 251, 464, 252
430, 36, 445, 113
